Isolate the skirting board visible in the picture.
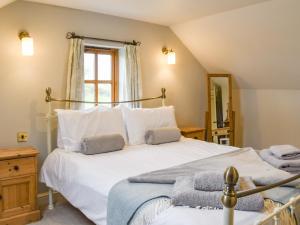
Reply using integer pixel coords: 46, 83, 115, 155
37, 191, 59, 199
37, 191, 66, 206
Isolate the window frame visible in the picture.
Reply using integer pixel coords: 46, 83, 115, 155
84, 46, 119, 103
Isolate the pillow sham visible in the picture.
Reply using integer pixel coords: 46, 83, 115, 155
56, 106, 99, 149
122, 106, 178, 145
56, 107, 127, 151
145, 127, 181, 145
81, 134, 125, 155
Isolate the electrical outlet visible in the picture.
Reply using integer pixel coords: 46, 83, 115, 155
17, 132, 28, 142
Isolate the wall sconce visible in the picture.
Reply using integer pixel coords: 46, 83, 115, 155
19, 31, 34, 56
162, 47, 176, 64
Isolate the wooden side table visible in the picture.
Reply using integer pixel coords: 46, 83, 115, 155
0, 147, 40, 225
180, 127, 206, 141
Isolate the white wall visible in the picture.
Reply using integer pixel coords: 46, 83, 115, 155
171, 0, 300, 89
171, 0, 300, 149
0, 1, 206, 191
238, 89, 300, 149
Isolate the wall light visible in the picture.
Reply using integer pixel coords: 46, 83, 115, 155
162, 47, 176, 64
19, 31, 34, 56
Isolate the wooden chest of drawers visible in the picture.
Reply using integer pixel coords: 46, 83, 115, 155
0, 147, 40, 225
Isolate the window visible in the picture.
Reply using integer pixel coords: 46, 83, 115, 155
84, 47, 118, 105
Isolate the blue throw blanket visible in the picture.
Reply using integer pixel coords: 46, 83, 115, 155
107, 181, 300, 225
107, 180, 172, 225
107, 182, 300, 225
107, 148, 300, 225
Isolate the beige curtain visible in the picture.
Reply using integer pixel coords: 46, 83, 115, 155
124, 45, 142, 108
66, 38, 84, 109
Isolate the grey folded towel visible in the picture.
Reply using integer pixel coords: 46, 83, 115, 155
172, 176, 264, 211
145, 127, 181, 145
259, 149, 300, 172
194, 171, 240, 191
81, 134, 125, 155
270, 145, 300, 160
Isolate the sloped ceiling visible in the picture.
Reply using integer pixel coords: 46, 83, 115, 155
171, 0, 300, 89
24, 0, 268, 26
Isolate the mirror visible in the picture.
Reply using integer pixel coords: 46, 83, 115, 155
206, 74, 235, 146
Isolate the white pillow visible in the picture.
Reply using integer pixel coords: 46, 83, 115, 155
122, 106, 178, 145
56, 107, 127, 151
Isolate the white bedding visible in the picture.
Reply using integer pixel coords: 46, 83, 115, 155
41, 138, 240, 224
151, 206, 265, 225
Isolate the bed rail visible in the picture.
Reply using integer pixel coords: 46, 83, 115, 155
45, 87, 166, 105
222, 166, 300, 225
45, 87, 166, 210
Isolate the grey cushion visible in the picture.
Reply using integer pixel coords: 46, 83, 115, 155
81, 134, 125, 155
145, 127, 181, 145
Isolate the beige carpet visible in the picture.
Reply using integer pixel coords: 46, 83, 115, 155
30, 202, 95, 225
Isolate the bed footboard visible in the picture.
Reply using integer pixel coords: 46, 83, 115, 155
222, 166, 300, 225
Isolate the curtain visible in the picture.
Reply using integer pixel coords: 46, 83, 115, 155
122, 45, 142, 108
118, 47, 126, 103
66, 38, 84, 109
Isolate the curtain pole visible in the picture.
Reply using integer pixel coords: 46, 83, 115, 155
66, 32, 141, 46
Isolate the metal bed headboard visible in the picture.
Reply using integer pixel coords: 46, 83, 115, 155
45, 87, 166, 105
45, 86, 166, 153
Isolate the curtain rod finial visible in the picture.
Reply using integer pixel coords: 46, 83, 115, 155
66, 32, 75, 39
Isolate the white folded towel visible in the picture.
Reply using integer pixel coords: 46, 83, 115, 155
270, 145, 300, 160
259, 149, 300, 172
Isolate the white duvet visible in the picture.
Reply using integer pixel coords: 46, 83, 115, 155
41, 138, 267, 225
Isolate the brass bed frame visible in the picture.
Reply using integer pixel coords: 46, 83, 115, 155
45, 87, 300, 225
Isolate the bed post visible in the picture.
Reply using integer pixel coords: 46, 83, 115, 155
45, 87, 54, 210
161, 88, 166, 106
222, 167, 239, 225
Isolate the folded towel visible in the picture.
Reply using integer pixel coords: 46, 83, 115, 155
172, 176, 264, 211
270, 145, 300, 160
259, 149, 300, 172
194, 171, 240, 191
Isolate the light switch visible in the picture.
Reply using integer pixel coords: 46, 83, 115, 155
17, 132, 28, 142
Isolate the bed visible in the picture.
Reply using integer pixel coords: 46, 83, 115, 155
41, 138, 239, 224
41, 87, 300, 225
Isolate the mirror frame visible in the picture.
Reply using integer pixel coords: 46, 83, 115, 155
206, 74, 234, 146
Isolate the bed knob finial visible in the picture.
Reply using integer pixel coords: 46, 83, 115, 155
45, 87, 52, 102
224, 166, 239, 185
222, 166, 239, 208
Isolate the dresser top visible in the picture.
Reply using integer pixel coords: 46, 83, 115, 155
180, 127, 205, 134
0, 147, 39, 160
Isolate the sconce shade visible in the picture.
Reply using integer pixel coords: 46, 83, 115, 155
162, 47, 176, 64
167, 50, 176, 65
19, 31, 34, 56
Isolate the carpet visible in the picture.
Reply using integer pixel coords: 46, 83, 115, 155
29, 202, 95, 225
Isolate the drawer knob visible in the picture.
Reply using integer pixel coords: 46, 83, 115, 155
14, 165, 19, 171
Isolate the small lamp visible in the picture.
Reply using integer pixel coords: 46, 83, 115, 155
19, 31, 34, 56
162, 47, 176, 64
